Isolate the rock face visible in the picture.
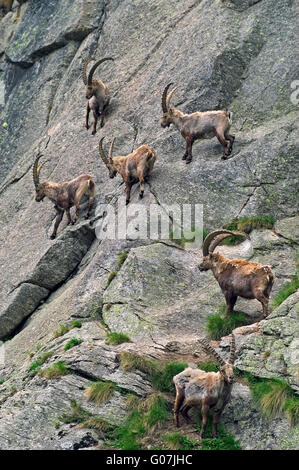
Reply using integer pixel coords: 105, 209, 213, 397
0, 0, 298, 450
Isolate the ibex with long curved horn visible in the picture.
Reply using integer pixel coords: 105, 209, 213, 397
82, 57, 114, 134
160, 83, 235, 162
99, 137, 156, 204
199, 229, 274, 317
33, 154, 95, 239
173, 334, 235, 438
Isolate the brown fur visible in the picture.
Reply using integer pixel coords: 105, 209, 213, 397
83, 58, 113, 134
99, 138, 156, 204
173, 336, 235, 438
33, 160, 95, 239
199, 252, 274, 317
161, 85, 235, 162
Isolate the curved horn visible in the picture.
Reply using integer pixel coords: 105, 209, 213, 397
198, 337, 226, 366
202, 229, 250, 256
229, 334, 236, 364
87, 57, 114, 85
161, 83, 173, 112
99, 137, 109, 165
32, 153, 43, 188
82, 58, 93, 85
166, 86, 177, 110
108, 137, 115, 163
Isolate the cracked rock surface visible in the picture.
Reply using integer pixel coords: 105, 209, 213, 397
0, 0, 298, 450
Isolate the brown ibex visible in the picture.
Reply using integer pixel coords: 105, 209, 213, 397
173, 335, 235, 438
33, 154, 95, 239
198, 229, 274, 317
99, 137, 156, 204
82, 57, 114, 134
160, 83, 235, 162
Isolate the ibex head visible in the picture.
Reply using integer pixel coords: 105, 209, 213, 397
160, 83, 177, 128
198, 335, 236, 384
82, 57, 114, 99
198, 229, 250, 271
32, 153, 47, 202
99, 137, 117, 179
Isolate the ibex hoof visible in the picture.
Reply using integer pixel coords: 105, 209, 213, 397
221, 155, 228, 160
91, 130, 96, 135
139, 192, 144, 199
182, 154, 187, 160
50, 234, 56, 240
126, 200, 130, 205
186, 158, 192, 164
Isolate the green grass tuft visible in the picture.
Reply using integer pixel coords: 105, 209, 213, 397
28, 351, 53, 371
110, 393, 170, 450
197, 361, 220, 372
169, 227, 209, 248
84, 381, 116, 404
119, 352, 160, 376
284, 397, 299, 426
64, 338, 83, 351
271, 273, 299, 309
260, 380, 293, 418
118, 251, 129, 267
163, 432, 197, 450
198, 419, 242, 450
107, 271, 117, 286
106, 332, 131, 345
205, 309, 248, 340
224, 215, 275, 234
39, 361, 69, 379
151, 362, 188, 392
53, 321, 82, 339
59, 399, 92, 424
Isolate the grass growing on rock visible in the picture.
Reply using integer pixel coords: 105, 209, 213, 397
163, 433, 197, 450
198, 421, 242, 450
84, 381, 116, 404
224, 215, 275, 234
236, 370, 298, 425
53, 321, 82, 339
106, 332, 131, 345
110, 393, 171, 450
205, 308, 248, 340
271, 272, 299, 309
64, 338, 83, 351
119, 352, 187, 392
197, 361, 220, 372
28, 351, 53, 372
39, 361, 69, 379
59, 399, 114, 435
118, 251, 129, 267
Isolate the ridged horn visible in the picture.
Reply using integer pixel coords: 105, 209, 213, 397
202, 229, 250, 256
87, 57, 114, 85
161, 83, 173, 112
108, 137, 115, 163
99, 137, 109, 165
229, 334, 236, 364
166, 86, 177, 110
198, 337, 226, 366
82, 58, 94, 85
32, 153, 43, 188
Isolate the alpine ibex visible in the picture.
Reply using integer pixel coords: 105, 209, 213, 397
82, 57, 114, 134
99, 137, 156, 204
160, 83, 235, 162
33, 154, 95, 239
198, 229, 274, 317
173, 335, 235, 438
